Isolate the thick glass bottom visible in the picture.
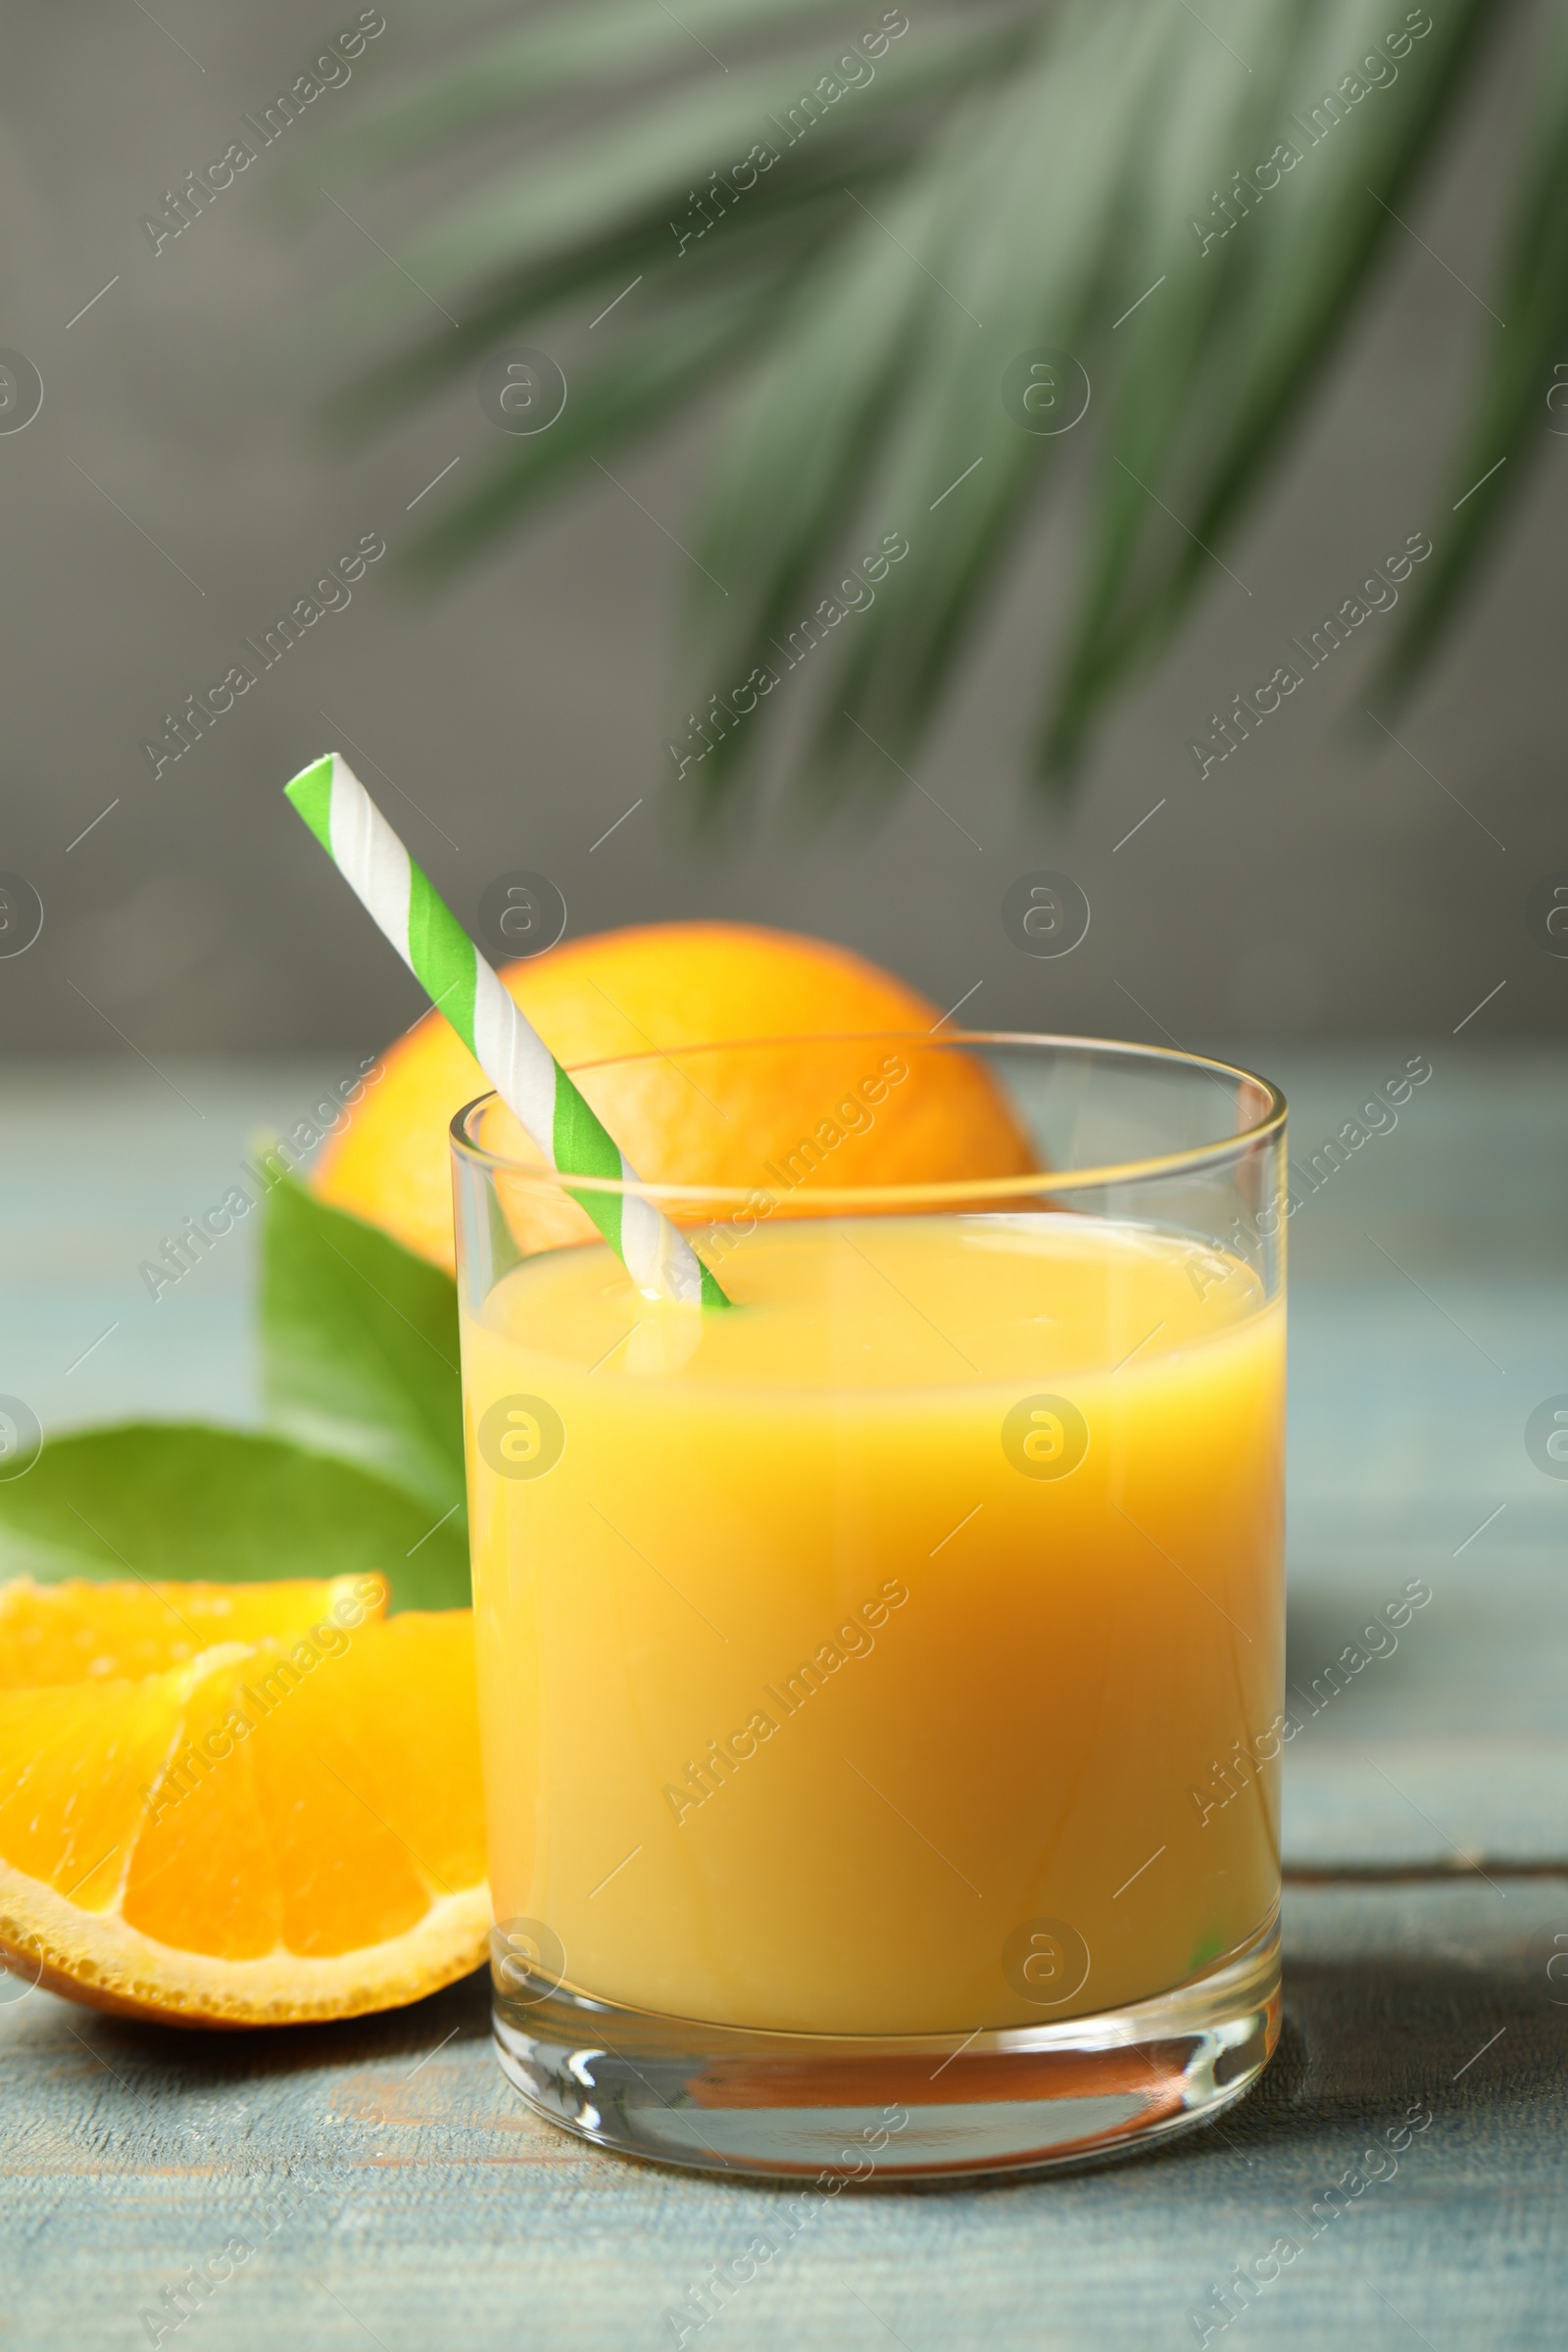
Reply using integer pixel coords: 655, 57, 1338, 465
491, 1914, 1280, 2181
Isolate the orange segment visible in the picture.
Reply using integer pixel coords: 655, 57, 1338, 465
0, 1674, 180, 1902
318, 1611, 490, 1903
120, 1649, 287, 1962
0, 1582, 487, 2025
314, 920, 1035, 1270
0, 1573, 386, 1688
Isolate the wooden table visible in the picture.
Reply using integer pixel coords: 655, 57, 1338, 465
3, 1050, 1565, 2348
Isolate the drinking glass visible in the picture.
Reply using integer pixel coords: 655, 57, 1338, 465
452, 1033, 1286, 2180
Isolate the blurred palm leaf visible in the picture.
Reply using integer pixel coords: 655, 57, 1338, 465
310, 0, 1559, 804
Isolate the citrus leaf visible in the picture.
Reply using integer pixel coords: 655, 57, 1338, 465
260, 1175, 465, 1527
0, 1427, 469, 1612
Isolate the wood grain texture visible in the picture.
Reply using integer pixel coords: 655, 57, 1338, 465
2, 1885, 1566, 2352
2, 1054, 1566, 2346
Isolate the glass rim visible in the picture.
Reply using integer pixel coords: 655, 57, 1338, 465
449, 1030, 1286, 1208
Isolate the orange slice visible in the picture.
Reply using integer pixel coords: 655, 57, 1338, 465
0, 1573, 388, 1690
0, 1577, 489, 2027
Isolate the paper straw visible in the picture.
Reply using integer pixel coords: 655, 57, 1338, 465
285, 753, 729, 1308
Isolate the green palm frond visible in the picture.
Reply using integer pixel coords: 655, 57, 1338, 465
1371, 2, 1568, 702
306, 0, 1548, 807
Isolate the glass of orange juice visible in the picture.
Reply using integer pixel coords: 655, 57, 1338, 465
452, 1033, 1286, 2180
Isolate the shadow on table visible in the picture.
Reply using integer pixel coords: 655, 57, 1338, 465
45, 1964, 496, 2083
1238, 1949, 1560, 2141
38, 1935, 1566, 2194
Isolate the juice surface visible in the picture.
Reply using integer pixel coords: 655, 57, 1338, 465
463, 1213, 1284, 2035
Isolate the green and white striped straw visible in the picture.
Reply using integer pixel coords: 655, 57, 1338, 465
285, 753, 729, 1308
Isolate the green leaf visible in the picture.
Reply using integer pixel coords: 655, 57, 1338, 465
1376, 2, 1568, 699
1041, 0, 1500, 772
0, 1427, 469, 1612
404, 266, 800, 577
260, 1174, 466, 1528
679, 0, 1175, 806
299, 0, 1536, 801
795, 0, 1181, 797
288, 0, 874, 198
318, 171, 863, 447
318, 18, 1004, 350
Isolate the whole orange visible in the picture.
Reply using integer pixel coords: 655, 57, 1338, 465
314, 921, 1033, 1270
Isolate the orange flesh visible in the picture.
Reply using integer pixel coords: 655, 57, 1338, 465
0, 1579, 489, 2023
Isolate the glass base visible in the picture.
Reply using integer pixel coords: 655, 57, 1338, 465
492, 1914, 1280, 2181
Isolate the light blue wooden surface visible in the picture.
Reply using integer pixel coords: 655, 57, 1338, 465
2, 1050, 1565, 2348
2, 1884, 1565, 2351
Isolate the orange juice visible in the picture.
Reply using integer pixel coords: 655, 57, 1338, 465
462, 1214, 1283, 2036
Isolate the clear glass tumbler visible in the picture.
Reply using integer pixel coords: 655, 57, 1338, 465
452, 1032, 1286, 2180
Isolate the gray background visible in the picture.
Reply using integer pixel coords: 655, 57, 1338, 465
0, 0, 1561, 1056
